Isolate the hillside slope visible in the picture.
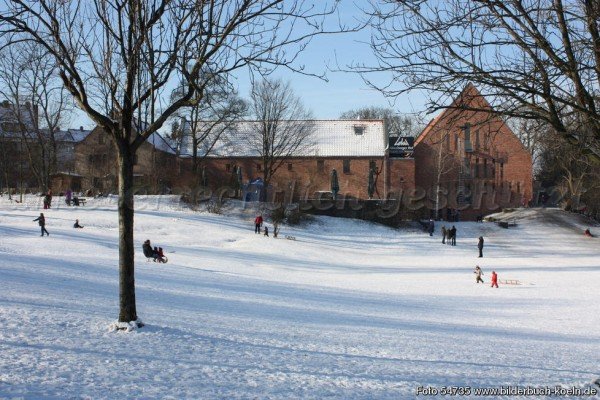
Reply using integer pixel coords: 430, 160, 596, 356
0, 197, 598, 398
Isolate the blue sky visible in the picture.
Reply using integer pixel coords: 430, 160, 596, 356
70, 2, 428, 130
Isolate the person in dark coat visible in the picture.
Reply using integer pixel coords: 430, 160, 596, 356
45, 190, 53, 209
254, 215, 263, 234
264, 226, 269, 237
474, 265, 484, 283
73, 219, 84, 228
490, 271, 499, 288
142, 239, 156, 260
428, 219, 435, 236
441, 226, 447, 244
450, 225, 457, 246
33, 213, 49, 236
478, 236, 484, 257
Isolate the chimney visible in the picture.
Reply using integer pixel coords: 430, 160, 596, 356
80, 126, 84, 131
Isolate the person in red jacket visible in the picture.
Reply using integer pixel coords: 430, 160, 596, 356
254, 215, 263, 234
491, 271, 499, 288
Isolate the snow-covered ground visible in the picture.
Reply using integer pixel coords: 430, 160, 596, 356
1, 195, 599, 399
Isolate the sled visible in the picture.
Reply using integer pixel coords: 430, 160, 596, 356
499, 279, 520, 285
146, 256, 168, 264
285, 235, 296, 241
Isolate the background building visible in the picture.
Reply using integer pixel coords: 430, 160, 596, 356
414, 84, 533, 220
179, 119, 416, 204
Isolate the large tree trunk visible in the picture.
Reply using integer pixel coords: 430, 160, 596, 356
117, 143, 137, 323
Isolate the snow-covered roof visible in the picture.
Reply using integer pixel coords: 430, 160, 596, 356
180, 120, 386, 158
0, 102, 36, 130
147, 132, 177, 155
55, 128, 93, 143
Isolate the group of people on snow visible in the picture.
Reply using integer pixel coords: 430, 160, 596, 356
254, 215, 270, 237
142, 239, 167, 263
440, 225, 457, 246
474, 266, 498, 288
33, 213, 85, 236
64, 189, 83, 206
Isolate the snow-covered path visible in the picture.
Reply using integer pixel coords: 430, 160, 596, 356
1, 196, 599, 398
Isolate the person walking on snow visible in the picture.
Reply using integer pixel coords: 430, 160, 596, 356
441, 225, 447, 244
33, 213, 49, 236
478, 236, 484, 257
254, 215, 263, 234
450, 225, 457, 246
491, 271, 499, 288
474, 266, 484, 283
264, 226, 269, 237
428, 219, 435, 236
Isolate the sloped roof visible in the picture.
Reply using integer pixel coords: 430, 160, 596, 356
180, 119, 386, 158
147, 132, 177, 155
414, 83, 497, 145
0, 102, 36, 129
55, 128, 93, 143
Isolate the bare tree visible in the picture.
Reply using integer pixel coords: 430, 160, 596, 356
246, 78, 314, 199
340, 106, 425, 137
170, 74, 247, 178
359, 0, 600, 158
538, 127, 600, 211
0, 42, 70, 191
0, 0, 341, 326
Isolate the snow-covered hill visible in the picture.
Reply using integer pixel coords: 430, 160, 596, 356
1, 196, 598, 398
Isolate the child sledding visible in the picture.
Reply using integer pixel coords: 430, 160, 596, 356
142, 239, 168, 263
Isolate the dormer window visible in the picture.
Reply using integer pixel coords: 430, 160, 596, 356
353, 125, 365, 135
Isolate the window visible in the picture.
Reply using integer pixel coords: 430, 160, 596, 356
343, 159, 351, 174
445, 133, 450, 149
287, 162, 293, 171
464, 123, 471, 142
225, 163, 231, 172
474, 158, 479, 178
454, 134, 458, 151
483, 159, 487, 178
369, 160, 377, 172
517, 182, 521, 193
464, 123, 472, 152
500, 163, 504, 179
353, 125, 365, 135
317, 160, 324, 172
475, 130, 480, 149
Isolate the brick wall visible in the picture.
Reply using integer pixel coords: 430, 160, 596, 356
186, 156, 415, 202
414, 85, 533, 219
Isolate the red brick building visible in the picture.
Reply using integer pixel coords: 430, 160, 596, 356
414, 84, 533, 219
179, 119, 416, 203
